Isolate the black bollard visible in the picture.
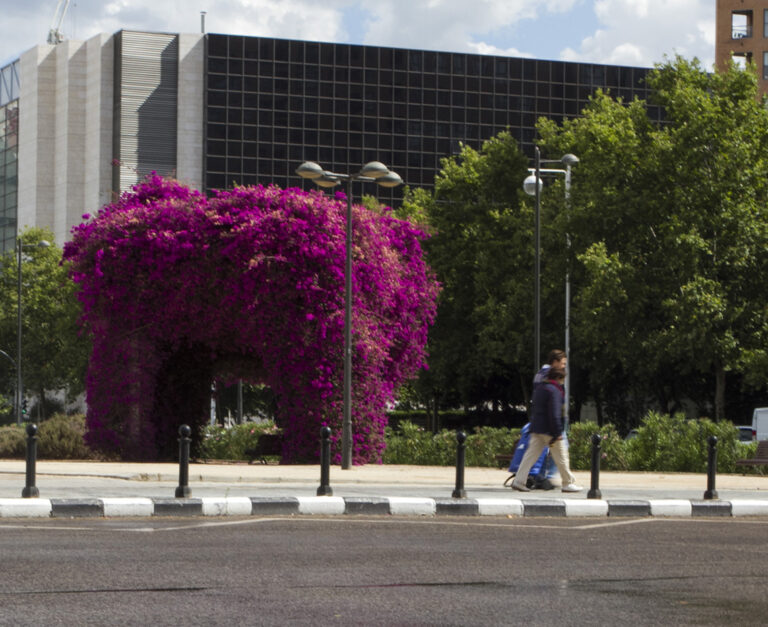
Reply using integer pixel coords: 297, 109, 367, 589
704, 435, 718, 500
21, 423, 39, 498
317, 426, 333, 496
587, 433, 602, 500
175, 424, 192, 498
452, 430, 467, 498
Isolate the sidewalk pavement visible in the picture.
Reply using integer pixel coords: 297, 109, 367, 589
0, 459, 767, 519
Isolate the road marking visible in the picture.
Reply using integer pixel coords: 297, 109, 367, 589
1, 515, 768, 533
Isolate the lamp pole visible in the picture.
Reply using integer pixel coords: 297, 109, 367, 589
296, 161, 402, 469
523, 151, 578, 426
16, 237, 50, 425
16, 239, 22, 424
534, 148, 541, 376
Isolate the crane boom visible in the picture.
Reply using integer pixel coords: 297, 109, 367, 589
47, 0, 71, 45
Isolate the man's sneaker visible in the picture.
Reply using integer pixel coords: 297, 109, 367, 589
510, 480, 531, 492
561, 483, 583, 493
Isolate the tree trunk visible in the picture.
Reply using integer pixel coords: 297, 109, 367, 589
595, 392, 603, 427
714, 362, 726, 421
431, 390, 440, 433
520, 372, 530, 417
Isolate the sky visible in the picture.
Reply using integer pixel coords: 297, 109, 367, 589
1, 0, 716, 71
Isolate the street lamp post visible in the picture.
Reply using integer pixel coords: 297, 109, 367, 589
523, 150, 578, 426
296, 161, 403, 469
16, 238, 50, 425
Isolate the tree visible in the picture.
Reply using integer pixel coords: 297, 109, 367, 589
538, 57, 768, 422
403, 132, 539, 419
0, 228, 88, 420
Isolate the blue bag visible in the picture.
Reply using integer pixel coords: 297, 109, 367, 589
507, 423, 552, 478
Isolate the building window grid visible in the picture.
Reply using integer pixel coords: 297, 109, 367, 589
206, 35, 654, 194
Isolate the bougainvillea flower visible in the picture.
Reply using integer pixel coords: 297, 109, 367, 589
64, 175, 439, 464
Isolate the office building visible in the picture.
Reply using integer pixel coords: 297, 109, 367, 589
715, 0, 768, 93
0, 30, 659, 252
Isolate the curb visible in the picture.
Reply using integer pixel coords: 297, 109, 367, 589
1, 497, 768, 518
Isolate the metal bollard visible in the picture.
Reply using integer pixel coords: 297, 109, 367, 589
21, 423, 39, 498
175, 424, 192, 498
452, 430, 467, 498
587, 433, 602, 500
704, 435, 718, 500
317, 426, 333, 496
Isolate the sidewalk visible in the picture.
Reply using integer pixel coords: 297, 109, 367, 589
0, 459, 767, 518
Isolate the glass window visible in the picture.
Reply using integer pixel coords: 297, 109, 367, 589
409, 51, 422, 72
208, 35, 228, 57
243, 38, 259, 59
208, 57, 227, 73
763, 52, 768, 79
275, 40, 289, 61
229, 37, 243, 58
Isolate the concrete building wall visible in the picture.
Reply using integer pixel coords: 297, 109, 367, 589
19, 37, 115, 247
83, 33, 114, 226
17, 44, 57, 235
177, 33, 204, 191
53, 39, 87, 245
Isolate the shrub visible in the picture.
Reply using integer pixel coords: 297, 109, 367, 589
567, 421, 630, 471
0, 425, 26, 458
623, 411, 752, 474
382, 421, 520, 467
37, 413, 96, 459
0, 414, 96, 460
198, 421, 281, 460
464, 426, 521, 467
382, 421, 453, 465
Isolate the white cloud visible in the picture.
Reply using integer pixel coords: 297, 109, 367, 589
358, 0, 538, 53
0, 0, 717, 72
563, 0, 715, 68
468, 41, 533, 59
0, 0, 350, 65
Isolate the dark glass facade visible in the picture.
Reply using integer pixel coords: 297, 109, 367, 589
204, 35, 660, 202
0, 101, 18, 253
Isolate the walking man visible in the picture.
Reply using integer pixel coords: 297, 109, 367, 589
512, 366, 582, 493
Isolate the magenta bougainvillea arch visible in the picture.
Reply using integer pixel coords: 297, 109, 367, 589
63, 175, 438, 463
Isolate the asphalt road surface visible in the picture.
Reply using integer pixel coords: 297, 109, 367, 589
0, 516, 766, 626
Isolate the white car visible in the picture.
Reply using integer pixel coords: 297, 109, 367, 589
737, 425, 755, 444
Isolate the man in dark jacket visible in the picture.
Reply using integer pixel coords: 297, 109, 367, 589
511, 367, 582, 493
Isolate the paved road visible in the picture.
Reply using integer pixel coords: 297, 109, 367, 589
1, 516, 766, 625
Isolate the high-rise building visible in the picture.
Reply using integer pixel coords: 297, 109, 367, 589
715, 0, 768, 93
0, 30, 659, 252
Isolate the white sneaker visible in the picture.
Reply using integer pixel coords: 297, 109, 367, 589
562, 483, 583, 493
511, 480, 531, 492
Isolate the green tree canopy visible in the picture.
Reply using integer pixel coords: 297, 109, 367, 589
538, 56, 768, 422
403, 132, 538, 416
0, 228, 88, 420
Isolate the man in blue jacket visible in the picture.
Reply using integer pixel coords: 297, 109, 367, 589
511, 366, 582, 493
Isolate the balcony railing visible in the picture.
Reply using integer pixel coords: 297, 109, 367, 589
732, 25, 753, 39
